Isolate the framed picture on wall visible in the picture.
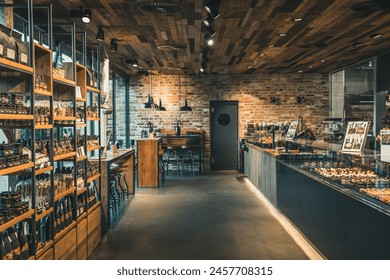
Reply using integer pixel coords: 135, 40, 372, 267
285, 120, 299, 140
341, 121, 369, 152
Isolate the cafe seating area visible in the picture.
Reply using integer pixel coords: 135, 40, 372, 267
159, 130, 204, 176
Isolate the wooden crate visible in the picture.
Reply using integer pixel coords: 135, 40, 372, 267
55, 227, 77, 260
87, 205, 101, 256
37, 246, 54, 260
77, 217, 88, 260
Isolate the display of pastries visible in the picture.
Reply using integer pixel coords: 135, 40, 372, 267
300, 161, 389, 205
359, 188, 390, 205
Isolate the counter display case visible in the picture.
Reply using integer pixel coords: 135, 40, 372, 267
244, 140, 390, 259
281, 140, 390, 210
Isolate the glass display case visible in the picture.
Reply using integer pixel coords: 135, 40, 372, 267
280, 140, 390, 211
245, 122, 289, 148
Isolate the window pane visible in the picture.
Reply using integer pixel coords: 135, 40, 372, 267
114, 74, 127, 148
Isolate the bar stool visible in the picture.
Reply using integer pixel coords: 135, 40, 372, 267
181, 145, 195, 175
183, 132, 202, 175
109, 180, 119, 214
110, 174, 125, 204
165, 145, 182, 176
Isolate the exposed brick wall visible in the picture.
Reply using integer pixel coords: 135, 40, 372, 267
128, 73, 329, 170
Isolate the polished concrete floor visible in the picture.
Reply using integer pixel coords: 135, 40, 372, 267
89, 172, 310, 260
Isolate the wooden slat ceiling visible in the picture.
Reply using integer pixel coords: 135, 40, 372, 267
32, 0, 390, 75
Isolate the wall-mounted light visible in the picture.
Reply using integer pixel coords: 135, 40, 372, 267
269, 96, 280, 105
297, 95, 306, 104
110, 39, 117, 52
70, 8, 92, 24
96, 26, 104, 42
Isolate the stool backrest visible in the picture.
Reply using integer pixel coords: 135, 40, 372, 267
186, 131, 202, 146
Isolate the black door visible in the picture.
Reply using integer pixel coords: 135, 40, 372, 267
210, 101, 238, 170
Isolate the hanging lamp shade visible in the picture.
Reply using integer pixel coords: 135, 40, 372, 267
158, 99, 166, 111
179, 72, 192, 111
144, 70, 157, 109
180, 99, 192, 111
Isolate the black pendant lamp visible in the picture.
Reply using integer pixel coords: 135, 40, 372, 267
144, 70, 157, 108
180, 72, 192, 111
158, 99, 166, 111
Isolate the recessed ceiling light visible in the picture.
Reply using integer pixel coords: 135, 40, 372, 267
279, 33, 287, 37
247, 66, 253, 69
370, 33, 383, 39
207, 38, 214, 46
268, 44, 274, 48
259, 53, 265, 56
298, 70, 303, 73
308, 66, 313, 69
321, 60, 326, 63
293, 18, 302, 22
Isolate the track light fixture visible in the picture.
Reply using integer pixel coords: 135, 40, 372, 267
204, 34, 214, 46
200, 61, 207, 73
70, 8, 92, 24
82, 9, 92, 24
125, 58, 138, 67
110, 39, 117, 52
201, 55, 209, 64
96, 26, 104, 42
204, 1, 220, 20
205, 25, 216, 37
203, 15, 215, 26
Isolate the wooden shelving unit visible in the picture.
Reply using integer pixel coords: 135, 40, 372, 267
0, 162, 35, 176
0, 12, 102, 261
35, 124, 53, 129
0, 210, 35, 233
53, 152, 76, 161
53, 76, 76, 87
87, 145, 100, 152
34, 89, 52, 96
87, 117, 100, 121
35, 166, 53, 176
35, 208, 54, 221
53, 116, 76, 122
86, 86, 100, 94
0, 114, 34, 120
54, 221, 76, 242
76, 187, 88, 196
0, 57, 33, 74
87, 173, 101, 183
36, 240, 54, 259
54, 187, 76, 202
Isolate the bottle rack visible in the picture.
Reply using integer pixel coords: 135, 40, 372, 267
0, 3, 101, 260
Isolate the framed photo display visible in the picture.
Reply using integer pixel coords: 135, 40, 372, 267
341, 121, 369, 152
285, 120, 299, 140
380, 129, 390, 162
